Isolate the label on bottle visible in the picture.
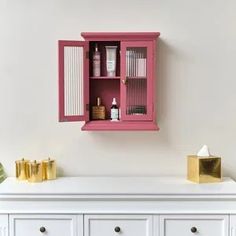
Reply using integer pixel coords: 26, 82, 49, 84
107, 60, 115, 71
111, 108, 119, 120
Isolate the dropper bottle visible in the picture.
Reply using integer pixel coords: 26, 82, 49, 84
111, 98, 119, 121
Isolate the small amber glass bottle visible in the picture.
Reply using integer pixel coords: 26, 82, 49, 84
92, 97, 106, 120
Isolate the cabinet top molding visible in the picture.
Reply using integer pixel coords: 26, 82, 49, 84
81, 32, 160, 40
0, 177, 236, 200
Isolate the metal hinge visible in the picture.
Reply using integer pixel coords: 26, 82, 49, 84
86, 104, 90, 111
86, 51, 89, 59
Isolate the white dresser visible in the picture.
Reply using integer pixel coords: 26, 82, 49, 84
0, 177, 236, 236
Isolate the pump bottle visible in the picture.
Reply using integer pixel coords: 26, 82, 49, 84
93, 44, 101, 77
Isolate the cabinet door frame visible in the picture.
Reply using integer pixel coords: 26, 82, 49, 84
120, 41, 154, 121
58, 40, 89, 122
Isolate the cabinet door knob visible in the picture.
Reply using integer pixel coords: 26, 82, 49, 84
114, 226, 121, 233
40, 227, 46, 233
122, 79, 128, 85
191, 227, 197, 233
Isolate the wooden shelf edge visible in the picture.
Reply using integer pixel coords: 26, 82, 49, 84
81, 121, 159, 131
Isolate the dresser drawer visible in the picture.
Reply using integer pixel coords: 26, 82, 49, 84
85, 215, 152, 236
9, 214, 82, 236
0, 215, 8, 236
160, 215, 229, 236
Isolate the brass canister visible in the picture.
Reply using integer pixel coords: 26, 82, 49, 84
27, 160, 43, 182
15, 158, 29, 180
42, 158, 56, 180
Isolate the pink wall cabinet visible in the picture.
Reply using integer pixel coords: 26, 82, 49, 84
58, 32, 160, 131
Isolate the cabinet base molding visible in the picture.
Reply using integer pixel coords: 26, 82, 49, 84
82, 121, 159, 131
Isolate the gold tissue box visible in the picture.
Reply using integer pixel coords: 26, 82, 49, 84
187, 155, 221, 183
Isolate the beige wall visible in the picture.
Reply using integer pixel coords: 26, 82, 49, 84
1, 0, 236, 178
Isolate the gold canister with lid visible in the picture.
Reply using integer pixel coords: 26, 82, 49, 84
42, 158, 56, 180
15, 158, 29, 180
27, 160, 43, 182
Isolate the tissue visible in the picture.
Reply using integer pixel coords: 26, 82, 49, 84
197, 145, 210, 157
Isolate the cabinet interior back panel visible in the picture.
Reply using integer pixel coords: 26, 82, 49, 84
90, 80, 120, 119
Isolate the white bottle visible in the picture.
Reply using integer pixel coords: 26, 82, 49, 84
111, 98, 119, 121
93, 44, 101, 77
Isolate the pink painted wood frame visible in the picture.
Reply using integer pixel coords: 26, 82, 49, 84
121, 41, 153, 121
58, 40, 89, 122
82, 120, 159, 131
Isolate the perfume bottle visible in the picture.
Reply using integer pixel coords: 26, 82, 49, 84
92, 97, 106, 120
93, 44, 101, 77
111, 98, 119, 121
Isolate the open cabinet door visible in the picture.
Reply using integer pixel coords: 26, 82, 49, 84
58, 40, 89, 122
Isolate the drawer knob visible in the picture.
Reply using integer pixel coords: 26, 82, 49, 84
40, 227, 46, 233
114, 226, 121, 233
191, 227, 197, 233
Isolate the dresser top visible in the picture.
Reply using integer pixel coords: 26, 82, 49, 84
0, 177, 236, 198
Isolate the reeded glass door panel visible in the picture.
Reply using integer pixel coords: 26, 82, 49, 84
121, 41, 153, 121
64, 46, 84, 117
126, 47, 147, 116
58, 41, 89, 122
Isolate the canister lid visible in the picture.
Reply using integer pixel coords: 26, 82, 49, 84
15, 158, 29, 164
27, 160, 41, 166
42, 157, 55, 164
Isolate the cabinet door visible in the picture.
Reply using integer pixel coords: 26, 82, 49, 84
121, 41, 154, 121
85, 215, 153, 236
0, 215, 8, 236
9, 214, 82, 236
160, 215, 229, 236
58, 40, 89, 122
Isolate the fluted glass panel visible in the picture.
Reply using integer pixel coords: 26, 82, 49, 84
126, 47, 147, 115
64, 46, 84, 116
